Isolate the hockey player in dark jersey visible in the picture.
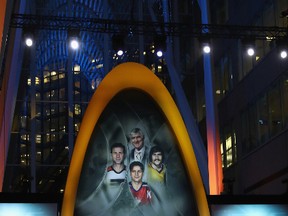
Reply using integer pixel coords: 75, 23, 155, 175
129, 161, 152, 205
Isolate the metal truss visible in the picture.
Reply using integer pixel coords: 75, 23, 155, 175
11, 14, 288, 40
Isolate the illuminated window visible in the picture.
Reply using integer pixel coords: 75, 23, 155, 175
74, 65, 80, 74
221, 124, 237, 169
36, 134, 41, 144
21, 134, 30, 141
75, 81, 80, 88
44, 77, 50, 83
35, 77, 40, 85
59, 73, 65, 79
74, 104, 81, 115
74, 122, 80, 132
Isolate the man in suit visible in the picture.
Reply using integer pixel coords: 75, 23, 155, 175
129, 128, 149, 164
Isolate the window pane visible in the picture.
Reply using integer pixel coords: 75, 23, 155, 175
282, 76, 288, 128
257, 94, 269, 143
268, 83, 282, 136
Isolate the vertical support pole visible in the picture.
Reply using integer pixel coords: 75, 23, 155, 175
138, 0, 144, 64
29, 44, 36, 192
162, 0, 209, 192
67, 48, 74, 161
103, 0, 111, 75
198, 0, 223, 194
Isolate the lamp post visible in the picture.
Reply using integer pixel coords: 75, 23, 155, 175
67, 35, 79, 160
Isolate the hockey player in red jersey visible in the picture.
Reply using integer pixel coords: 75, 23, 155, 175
129, 161, 152, 205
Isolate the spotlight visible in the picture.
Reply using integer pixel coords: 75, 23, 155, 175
68, 29, 80, 50
23, 32, 34, 47
25, 37, 33, 47
199, 35, 211, 54
203, 44, 211, 54
23, 29, 35, 47
156, 50, 163, 57
70, 38, 80, 50
276, 38, 288, 59
242, 38, 256, 57
247, 47, 255, 56
154, 35, 166, 57
280, 50, 287, 59
112, 34, 125, 56
117, 49, 124, 56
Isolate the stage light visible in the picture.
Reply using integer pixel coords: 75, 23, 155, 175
112, 34, 125, 56
247, 47, 255, 56
25, 37, 33, 47
70, 38, 80, 50
276, 38, 288, 59
242, 38, 255, 57
203, 44, 211, 54
23, 32, 34, 47
156, 50, 163, 57
68, 29, 80, 50
199, 35, 211, 54
117, 49, 124, 56
154, 35, 166, 57
280, 50, 287, 59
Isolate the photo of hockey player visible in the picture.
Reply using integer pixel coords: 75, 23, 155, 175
106, 143, 127, 185
129, 161, 152, 205
74, 90, 198, 215
147, 146, 166, 184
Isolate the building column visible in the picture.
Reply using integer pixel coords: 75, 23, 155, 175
162, 0, 209, 192
67, 47, 74, 161
199, 0, 223, 194
29, 42, 37, 192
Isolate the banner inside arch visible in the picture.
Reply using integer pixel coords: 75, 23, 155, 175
61, 62, 210, 216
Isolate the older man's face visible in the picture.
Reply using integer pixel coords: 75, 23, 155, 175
131, 133, 144, 150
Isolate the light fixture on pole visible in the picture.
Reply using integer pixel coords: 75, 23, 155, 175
203, 44, 211, 54
199, 35, 211, 54
242, 38, 255, 57
23, 31, 35, 47
246, 47, 255, 56
68, 29, 80, 50
154, 35, 166, 58
112, 34, 125, 56
276, 38, 288, 59
25, 36, 33, 47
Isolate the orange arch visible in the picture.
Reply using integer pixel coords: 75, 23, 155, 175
61, 62, 210, 216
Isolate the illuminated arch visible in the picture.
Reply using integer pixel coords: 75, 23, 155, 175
61, 62, 210, 216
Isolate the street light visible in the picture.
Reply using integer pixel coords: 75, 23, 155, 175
68, 29, 80, 50
154, 35, 166, 58
276, 39, 288, 59
280, 50, 287, 59
25, 37, 33, 47
70, 38, 80, 50
112, 34, 125, 56
247, 47, 255, 56
203, 44, 211, 54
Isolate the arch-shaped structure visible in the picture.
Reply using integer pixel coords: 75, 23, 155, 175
61, 62, 210, 216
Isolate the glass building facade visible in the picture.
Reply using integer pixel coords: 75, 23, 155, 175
0, 0, 205, 194
1, 0, 288, 197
